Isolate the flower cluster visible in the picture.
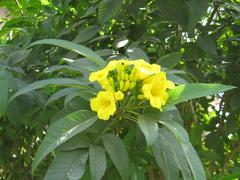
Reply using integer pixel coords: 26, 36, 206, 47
89, 59, 175, 120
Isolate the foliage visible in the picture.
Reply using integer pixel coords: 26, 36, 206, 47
0, 0, 240, 179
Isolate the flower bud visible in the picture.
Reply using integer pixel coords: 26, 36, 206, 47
124, 74, 129, 80
120, 81, 124, 91
129, 81, 136, 89
122, 80, 130, 92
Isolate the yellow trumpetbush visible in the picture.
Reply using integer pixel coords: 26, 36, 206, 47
131, 59, 161, 80
89, 60, 119, 83
89, 68, 109, 82
142, 72, 175, 110
142, 82, 169, 110
90, 91, 117, 120
89, 59, 175, 120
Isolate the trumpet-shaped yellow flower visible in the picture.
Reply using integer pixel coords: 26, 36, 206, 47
142, 83, 169, 110
89, 68, 109, 82
89, 60, 120, 82
90, 91, 116, 120
142, 72, 175, 110
131, 60, 161, 80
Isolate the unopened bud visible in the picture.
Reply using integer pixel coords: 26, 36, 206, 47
129, 82, 136, 89
122, 80, 130, 92
120, 81, 124, 91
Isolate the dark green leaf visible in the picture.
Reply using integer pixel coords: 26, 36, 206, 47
9, 78, 89, 102
159, 120, 206, 180
0, 79, 8, 117
102, 134, 129, 180
98, 0, 124, 23
198, 34, 217, 56
73, 26, 99, 43
188, 0, 209, 30
45, 88, 78, 108
89, 145, 106, 180
155, 0, 188, 27
158, 52, 182, 69
137, 116, 159, 146
44, 150, 88, 180
127, 47, 149, 62
152, 128, 192, 180
60, 134, 91, 151
32, 110, 97, 173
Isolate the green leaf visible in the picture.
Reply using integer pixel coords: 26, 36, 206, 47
73, 26, 99, 43
9, 78, 89, 102
98, 0, 124, 23
168, 83, 235, 105
43, 65, 87, 74
102, 134, 129, 180
127, 47, 149, 62
159, 120, 206, 180
167, 74, 188, 85
0, 79, 8, 117
137, 116, 159, 146
189, 124, 204, 146
45, 88, 78, 108
157, 52, 182, 69
198, 34, 217, 56
7, 49, 31, 65
60, 134, 91, 151
29, 39, 106, 67
155, 0, 188, 28
64, 90, 94, 107
230, 93, 240, 110
32, 110, 97, 173
216, 171, 240, 180
44, 150, 88, 180
129, 163, 145, 180
89, 145, 106, 180
188, 0, 209, 30
152, 128, 192, 180
145, 105, 183, 125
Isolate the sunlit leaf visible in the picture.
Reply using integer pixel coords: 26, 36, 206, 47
32, 110, 97, 173
30, 39, 106, 67
168, 83, 235, 105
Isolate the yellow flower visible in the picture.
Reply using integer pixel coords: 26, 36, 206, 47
89, 59, 175, 117
89, 68, 109, 82
131, 59, 161, 80
98, 78, 112, 91
114, 90, 124, 100
122, 80, 130, 92
142, 83, 169, 110
90, 91, 116, 120
142, 72, 175, 110
89, 60, 120, 82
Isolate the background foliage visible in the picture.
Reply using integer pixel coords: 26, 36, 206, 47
0, 0, 239, 179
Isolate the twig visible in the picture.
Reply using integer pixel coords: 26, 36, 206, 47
147, 166, 155, 180
15, 0, 24, 16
